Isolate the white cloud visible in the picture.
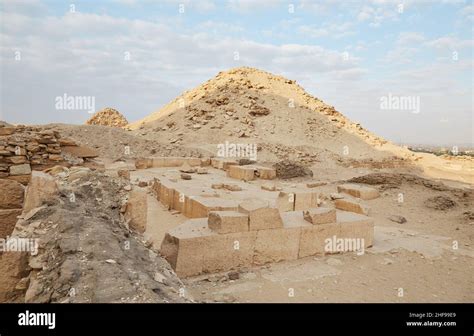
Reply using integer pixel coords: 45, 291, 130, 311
298, 22, 354, 39
425, 36, 474, 50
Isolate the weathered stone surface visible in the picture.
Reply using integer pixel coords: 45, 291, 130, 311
208, 211, 249, 234
275, 191, 295, 212
303, 207, 336, 225
135, 158, 152, 169
161, 219, 256, 277
0, 127, 15, 136
58, 138, 77, 146
0, 179, 24, 209
253, 227, 301, 265
7, 174, 31, 185
0, 251, 29, 302
23, 171, 58, 213
61, 145, 98, 158
9, 163, 31, 176
256, 167, 276, 180
0, 209, 22, 239
338, 211, 375, 249
227, 165, 255, 181
238, 199, 283, 230
117, 169, 130, 180
187, 196, 239, 218
124, 188, 147, 233
335, 198, 370, 215
211, 158, 238, 170
337, 183, 379, 200
294, 191, 320, 210
298, 222, 340, 258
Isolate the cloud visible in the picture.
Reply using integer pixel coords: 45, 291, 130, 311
298, 22, 355, 39
425, 36, 474, 50
0, 11, 363, 125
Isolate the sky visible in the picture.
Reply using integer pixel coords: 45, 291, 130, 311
0, 0, 472, 146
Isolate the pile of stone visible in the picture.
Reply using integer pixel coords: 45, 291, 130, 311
86, 107, 128, 128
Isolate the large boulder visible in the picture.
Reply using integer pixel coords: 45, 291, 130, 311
23, 171, 58, 213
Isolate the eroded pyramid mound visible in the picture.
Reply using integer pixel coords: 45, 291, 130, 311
86, 107, 128, 128
130, 67, 411, 161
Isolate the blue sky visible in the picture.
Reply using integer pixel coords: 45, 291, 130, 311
0, 0, 472, 145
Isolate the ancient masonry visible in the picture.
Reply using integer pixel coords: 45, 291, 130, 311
0, 124, 98, 239
129, 157, 377, 278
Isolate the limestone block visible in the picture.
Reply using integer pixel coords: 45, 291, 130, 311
9, 164, 31, 176
161, 219, 256, 277
238, 199, 283, 230
298, 222, 341, 258
303, 207, 336, 225
337, 211, 374, 248
187, 196, 239, 218
337, 183, 379, 200
256, 167, 276, 180
335, 199, 370, 215
135, 158, 152, 169
211, 158, 238, 170
124, 188, 147, 233
61, 145, 98, 158
253, 227, 301, 265
275, 191, 295, 212
208, 211, 249, 234
227, 165, 255, 181
23, 171, 58, 213
294, 191, 320, 210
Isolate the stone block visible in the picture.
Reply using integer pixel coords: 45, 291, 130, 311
294, 191, 320, 210
335, 199, 370, 215
161, 219, 256, 277
124, 188, 148, 233
9, 164, 31, 176
238, 199, 283, 231
211, 158, 238, 170
208, 211, 249, 234
187, 196, 239, 218
303, 207, 336, 225
253, 227, 301, 265
256, 167, 276, 180
61, 145, 98, 158
298, 222, 341, 258
337, 183, 379, 200
274, 191, 295, 212
0, 179, 24, 209
227, 165, 255, 181
135, 158, 152, 169
337, 211, 374, 248
23, 171, 58, 213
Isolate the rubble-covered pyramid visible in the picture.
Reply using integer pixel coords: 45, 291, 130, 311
86, 107, 128, 128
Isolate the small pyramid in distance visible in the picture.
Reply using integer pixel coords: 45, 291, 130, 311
86, 107, 129, 128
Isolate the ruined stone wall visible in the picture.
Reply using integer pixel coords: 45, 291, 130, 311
0, 125, 73, 185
